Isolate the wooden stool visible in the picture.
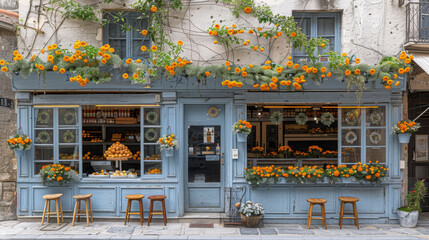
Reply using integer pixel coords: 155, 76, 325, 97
307, 198, 327, 229
148, 195, 167, 226
339, 196, 359, 229
41, 193, 64, 226
124, 194, 145, 226
72, 194, 93, 226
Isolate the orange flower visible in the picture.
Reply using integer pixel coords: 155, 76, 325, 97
242, 72, 248, 77
125, 58, 132, 64
398, 68, 405, 74
354, 69, 360, 75
235, 67, 241, 73
38, 65, 45, 71
59, 68, 65, 74
177, 41, 183, 46
53, 65, 58, 71
271, 77, 278, 83
122, 73, 129, 79
141, 46, 147, 51
205, 71, 210, 76
141, 30, 148, 36
344, 70, 351, 76
1, 67, 8, 72
214, 24, 220, 29
244, 7, 252, 13
151, 6, 157, 12
225, 61, 231, 67
151, 45, 158, 52
369, 69, 375, 75
355, 58, 360, 64
290, 32, 296, 37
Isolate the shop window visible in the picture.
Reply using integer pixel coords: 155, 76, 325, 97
103, 11, 150, 59
34, 107, 80, 175
292, 12, 341, 63
339, 106, 387, 164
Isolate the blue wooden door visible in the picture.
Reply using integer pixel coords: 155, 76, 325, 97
184, 104, 225, 212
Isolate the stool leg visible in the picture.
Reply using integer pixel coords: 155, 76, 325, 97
138, 199, 143, 226
353, 202, 359, 230
161, 200, 167, 226
72, 199, 78, 226
41, 200, 48, 226
148, 200, 154, 226
307, 203, 313, 229
77, 200, 81, 222
89, 198, 94, 223
321, 204, 327, 230
128, 201, 132, 223
124, 200, 130, 225
59, 198, 64, 223
55, 199, 60, 226
85, 199, 90, 227
339, 201, 344, 229
47, 200, 51, 223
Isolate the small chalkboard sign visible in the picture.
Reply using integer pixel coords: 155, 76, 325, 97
0, 98, 12, 108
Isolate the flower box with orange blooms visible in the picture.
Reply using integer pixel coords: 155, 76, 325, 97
392, 120, 420, 134
233, 119, 252, 134
251, 146, 264, 154
308, 145, 323, 158
244, 161, 388, 187
7, 134, 32, 151
158, 134, 178, 150
38, 164, 79, 185
278, 146, 293, 158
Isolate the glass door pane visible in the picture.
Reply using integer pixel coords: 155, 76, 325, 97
188, 126, 221, 183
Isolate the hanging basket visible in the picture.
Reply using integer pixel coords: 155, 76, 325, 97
164, 148, 174, 157
398, 133, 411, 144
240, 214, 262, 228
237, 133, 247, 143
14, 149, 24, 157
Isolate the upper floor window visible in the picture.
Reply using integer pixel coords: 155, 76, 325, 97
292, 12, 341, 63
103, 11, 150, 59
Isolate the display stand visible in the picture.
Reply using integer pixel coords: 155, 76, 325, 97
106, 157, 128, 171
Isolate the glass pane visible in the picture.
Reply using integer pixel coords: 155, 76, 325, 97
342, 129, 360, 146
35, 146, 53, 160
131, 17, 149, 38
133, 40, 150, 58
109, 40, 126, 59
144, 108, 161, 125
59, 129, 78, 143
342, 108, 361, 126
34, 162, 53, 175
144, 145, 161, 160
144, 128, 161, 143
59, 145, 79, 160
188, 126, 221, 183
35, 109, 53, 128
366, 106, 385, 127
317, 17, 335, 35
341, 147, 361, 163
295, 17, 311, 35
366, 147, 386, 163
59, 108, 78, 126
105, 12, 126, 38
319, 37, 334, 55
144, 162, 162, 175
58, 161, 79, 171
366, 129, 385, 146
35, 130, 53, 144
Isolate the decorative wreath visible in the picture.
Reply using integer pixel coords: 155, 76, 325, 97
37, 111, 50, 125
345, 131, 358, 144
295, 113, 308, 125
369, 112, 383, 126
63, 111, 76, 125
321, 112, 335, 127
208, 106, 220, 118
270, 111, 283, 125
37, 131, 51, 144
369, 131, 382, 145
63, 130, 75, 143
145, 128, 158, 142
146, 111, 159, 125
345, 111, 358, 126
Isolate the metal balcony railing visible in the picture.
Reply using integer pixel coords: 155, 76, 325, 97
406, 2, 429, 43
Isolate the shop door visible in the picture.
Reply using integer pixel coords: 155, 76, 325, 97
185, 104, 225, 212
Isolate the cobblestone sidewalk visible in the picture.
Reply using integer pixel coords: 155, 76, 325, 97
0, 220, 428, 239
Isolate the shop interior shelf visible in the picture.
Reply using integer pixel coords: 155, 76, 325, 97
284, 134, 338, 138
82, 142, 141, 145
247, 158, 338, 168
82, 123, 140, 127
247, 117, 338, 122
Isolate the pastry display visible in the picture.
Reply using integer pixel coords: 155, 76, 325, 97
83, 152, 104, 160
111, 170, 128, 178
144, 154, 161, 160
104, 142, 133, 159
132, 151, 141, 160
59, 153, 78, 160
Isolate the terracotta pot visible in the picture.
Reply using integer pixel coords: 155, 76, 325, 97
240, 214, 262, 228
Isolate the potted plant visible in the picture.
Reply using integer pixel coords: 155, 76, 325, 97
236, 200, 265, 227
398, 180, 426, 227
278, 146, 293, 158
392, 120, 420, 144
7, 133, 32, 157
233, 119, 252, 143
39, 164, 79, 186
158, 134, 178, 157
251, 146, 264, 158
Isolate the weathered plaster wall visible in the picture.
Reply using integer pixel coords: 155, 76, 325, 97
17, 0, 407, 66
0, 27, 17, 221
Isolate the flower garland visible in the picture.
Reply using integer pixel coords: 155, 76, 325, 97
245, 161, 387, 187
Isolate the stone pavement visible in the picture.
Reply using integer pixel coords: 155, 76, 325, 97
0, 220, 428, 239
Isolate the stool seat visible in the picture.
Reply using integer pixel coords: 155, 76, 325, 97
307, 198, 327, 204
126, 194, 145, 200
43, 193, 63, 200
339, 196, 359, 202
73, 194, 93, 200
148, 195, 166, 200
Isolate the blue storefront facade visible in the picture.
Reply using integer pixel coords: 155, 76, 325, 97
13, 72, 405, 223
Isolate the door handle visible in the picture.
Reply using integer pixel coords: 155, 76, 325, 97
221, 153, 225, 165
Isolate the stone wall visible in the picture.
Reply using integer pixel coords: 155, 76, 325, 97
0, 27, 17, 220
